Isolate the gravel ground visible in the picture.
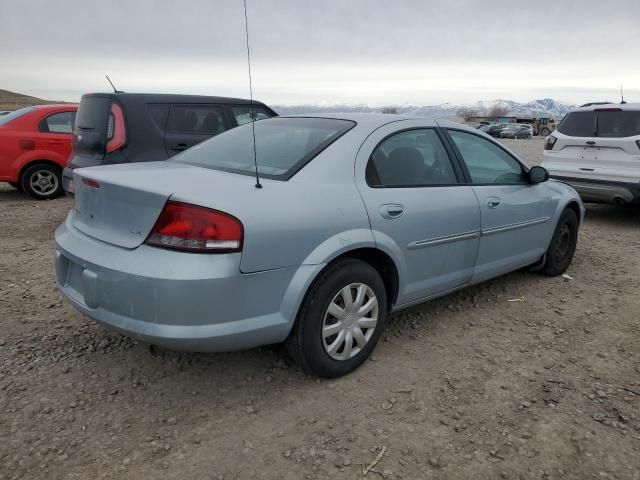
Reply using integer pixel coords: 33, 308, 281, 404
1, 138, 639, 480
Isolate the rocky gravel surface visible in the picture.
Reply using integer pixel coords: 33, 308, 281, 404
1, 139, 639, 479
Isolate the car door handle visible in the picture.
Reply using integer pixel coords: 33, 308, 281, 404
487, 198, 501, 209
586, 141, 596, 145
170, 143, 189, 151
379, 204, 404, 219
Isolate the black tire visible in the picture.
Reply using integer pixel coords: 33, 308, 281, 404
9, 182, 22, 191
20, 163, 63, 200
285, 258, 387, 378
540, 128, 551, 137
541, 208, 578, 276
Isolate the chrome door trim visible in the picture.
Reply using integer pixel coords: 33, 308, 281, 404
407, 230, 481, 250
481, 217, 550, 236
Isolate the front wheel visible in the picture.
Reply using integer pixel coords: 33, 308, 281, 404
541, 208, 578, 276
286, 258, 387, 378
20, 164, 63, 200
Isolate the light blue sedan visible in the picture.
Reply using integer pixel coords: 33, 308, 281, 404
54, 114, 583, 377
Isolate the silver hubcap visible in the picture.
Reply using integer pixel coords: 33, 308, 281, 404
322, 283, 379, 361
29, 170, 58, 195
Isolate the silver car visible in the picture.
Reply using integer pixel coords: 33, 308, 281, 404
55, 114, 583, 377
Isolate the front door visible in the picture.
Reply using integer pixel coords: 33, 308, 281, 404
355, 121, 481, 306
445, 129, 555, 282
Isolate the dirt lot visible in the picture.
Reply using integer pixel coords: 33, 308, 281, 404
1, 138, 639, 480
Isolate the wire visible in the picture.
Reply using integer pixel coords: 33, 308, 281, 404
243, 0, 262, 189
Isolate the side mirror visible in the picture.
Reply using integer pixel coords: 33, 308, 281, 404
529, 165, 549, 184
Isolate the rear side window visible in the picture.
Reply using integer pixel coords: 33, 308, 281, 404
147, 104, 170, 132
75, 97, 111, 130
449, 130, 527, 184
596, 110, 640, 138
38, 111, 76, 134
231, 105, 273, 126
167, 105, 227, 134
367, 129, 458, 187
0, 106, 35, 125
174, 117, 355, 180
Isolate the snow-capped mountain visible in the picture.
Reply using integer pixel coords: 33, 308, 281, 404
273, 98, 575, 120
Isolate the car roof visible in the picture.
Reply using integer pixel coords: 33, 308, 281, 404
32, 104, 77, 110
280, 112, 443, 130
82, 92, 269, 106
570, 102, 640, 112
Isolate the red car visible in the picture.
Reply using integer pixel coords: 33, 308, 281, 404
0, 104, 77, 199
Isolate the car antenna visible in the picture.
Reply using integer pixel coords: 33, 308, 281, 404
242, 0, 262, 189
620, 85, 627, 104
105, 75, 124, 94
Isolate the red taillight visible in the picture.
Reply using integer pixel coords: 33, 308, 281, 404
106, 103, 126, 153
81, 177, 100, 188
544, 135, 557, 151
145, 202, 243, 253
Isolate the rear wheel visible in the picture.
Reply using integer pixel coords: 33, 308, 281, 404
541, 208, 578, 276
286, 258, 387, 378
20, 164, 63, 200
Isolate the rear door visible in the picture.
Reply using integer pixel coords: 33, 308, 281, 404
355, 120, 481, 306
164, 104, 229, 156
445, 129, 554, 282
551, 109, 640, 182
36, 110, 76, 161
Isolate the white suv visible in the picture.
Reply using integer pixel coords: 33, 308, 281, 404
542, 103, 640, 205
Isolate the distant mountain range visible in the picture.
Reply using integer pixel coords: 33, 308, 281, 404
273, 98, 576, 120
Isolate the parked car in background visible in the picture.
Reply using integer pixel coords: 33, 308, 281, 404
55, 114, 583, 377
63, 93, 277, 194
542, 103, 640, 205
500, 124, 533, 139
478, 123, 508, 137
0, 104, 77, 199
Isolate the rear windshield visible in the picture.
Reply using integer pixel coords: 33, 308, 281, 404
0, 107, 35, 125
75, 97, 111, 130
558, 110, 640, 137
173, 117, 355, 180
597, 110, 640, 137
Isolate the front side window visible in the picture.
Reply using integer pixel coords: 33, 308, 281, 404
38, 111, 76, 134
174, 117, 354, 180
167, 105, 227, 134
231, 105, 273, 126
366, 129, 458, 187
449, 130, 527, 184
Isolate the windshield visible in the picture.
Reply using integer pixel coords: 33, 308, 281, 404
0, 107, 35, 125
174, 117, 356, 180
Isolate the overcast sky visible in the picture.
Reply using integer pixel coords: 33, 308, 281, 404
1, 0, 639, 106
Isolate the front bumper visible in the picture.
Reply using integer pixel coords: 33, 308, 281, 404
549, 175, 640, 205
54, 219, 298, 352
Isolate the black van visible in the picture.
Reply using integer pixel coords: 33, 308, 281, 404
63, 93, 277, 193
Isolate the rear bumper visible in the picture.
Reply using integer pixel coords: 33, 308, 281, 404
549, 175, 640, 205
54, 219, 299, 352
